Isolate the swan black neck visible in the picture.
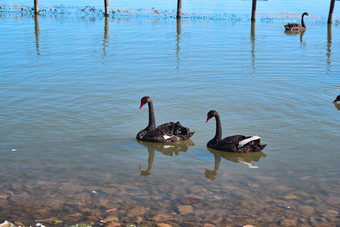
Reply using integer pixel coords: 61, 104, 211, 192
213, 113, 222, 142
301, 13, 308, 28
147, 100, 156, 130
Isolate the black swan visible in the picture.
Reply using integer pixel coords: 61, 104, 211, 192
137, 96, 194, 142
333, 95, 340, 103
206, 110, 266, 153
284, 12, 310, 31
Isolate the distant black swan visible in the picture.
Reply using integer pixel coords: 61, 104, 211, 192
284, 12, 310, 31
136, 96, 194, 142
206, 110, 266, 153
333, 95, 340, 103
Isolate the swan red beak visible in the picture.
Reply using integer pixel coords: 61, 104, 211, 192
334, 98, 339, 103
139, 103, 145, 109
206, 116, 211, 123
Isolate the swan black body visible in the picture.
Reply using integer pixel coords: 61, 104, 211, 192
284, 12, 310, 31
206, 110, 266, 153
137, 96, 194, 143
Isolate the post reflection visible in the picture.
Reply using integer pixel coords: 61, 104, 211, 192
137, 139, 194, 176
176, 18, 181, 70
103, 16, 109, 58
205, 148, 266, 180
250, 21, 255, 71
34, 14, 40, 56
327, 23, 332, 72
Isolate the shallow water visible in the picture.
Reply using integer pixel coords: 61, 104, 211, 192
0, 0, 340, 226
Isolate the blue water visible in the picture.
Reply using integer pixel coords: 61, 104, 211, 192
0, 0, 340, 226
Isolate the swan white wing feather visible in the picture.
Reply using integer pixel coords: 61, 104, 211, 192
238, 135, 260, 148
163, 134, 174, 140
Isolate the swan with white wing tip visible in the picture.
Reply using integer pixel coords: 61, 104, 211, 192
206, 110, 266, 153
137, 96, 194, 143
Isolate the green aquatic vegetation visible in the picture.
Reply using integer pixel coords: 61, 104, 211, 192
69, 224, 92, 227
52, 220, 63, 225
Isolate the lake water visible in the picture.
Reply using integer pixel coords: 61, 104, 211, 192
0, 0, 340, 226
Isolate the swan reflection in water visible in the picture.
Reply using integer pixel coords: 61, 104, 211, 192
205, 147, 266, 180
284, 29, 306, 44
333, 102, 340, 111
137, 140, 194, 176
333, 95, 340, 110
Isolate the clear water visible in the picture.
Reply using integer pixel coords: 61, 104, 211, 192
0, 0, 340, 226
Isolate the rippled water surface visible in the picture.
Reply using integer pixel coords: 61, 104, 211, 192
0, 0, 340, 226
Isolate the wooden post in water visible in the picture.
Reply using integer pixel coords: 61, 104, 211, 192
104, 0, 109, 17
177, 0, 182, 18
34, 0, 39, 14
251, 0, 257, 21
327, 0, 335, 24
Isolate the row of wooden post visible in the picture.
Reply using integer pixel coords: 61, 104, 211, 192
33, 0, 336, 23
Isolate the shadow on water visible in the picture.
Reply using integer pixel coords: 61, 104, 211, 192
34, 14, 40, 56
176, 18, 181, 70
103, 16, 109, 58
205, 147, 266, 180
137, 139, 194, 176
